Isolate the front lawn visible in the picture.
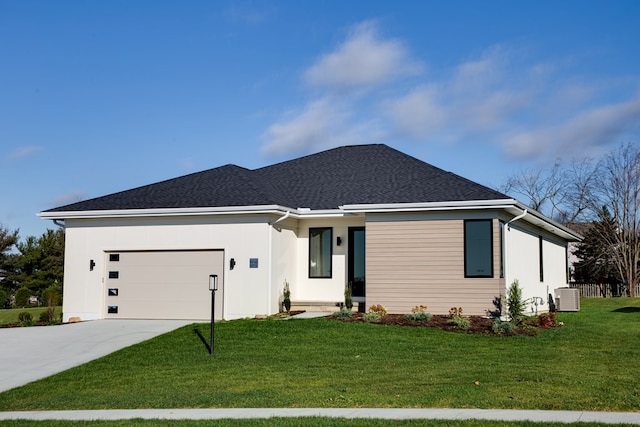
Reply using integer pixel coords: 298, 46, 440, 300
0, 307, 62, 326
0, 418, 633, 427
0, 298, 638, 412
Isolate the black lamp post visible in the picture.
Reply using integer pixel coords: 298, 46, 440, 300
209, 274, 218, 355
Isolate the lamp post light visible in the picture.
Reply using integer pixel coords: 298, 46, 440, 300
209, 274, 218, 355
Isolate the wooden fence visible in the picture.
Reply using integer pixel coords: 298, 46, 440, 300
569, 283, 640, 298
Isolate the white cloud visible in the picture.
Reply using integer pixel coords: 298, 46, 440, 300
48, 191, 85, 208
503, 97, 640, 159
385, 85, 448, 140
261, 97, 380, 157
8, 146, 44, 160
262, 23, 640, 163
304, 21, 422, 89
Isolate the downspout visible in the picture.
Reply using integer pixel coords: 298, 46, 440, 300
53, 219, 66, 229
506, 209, 527, 230
503, 209, 527, 317
267, 211, 290, 314
269, 210, 290, 228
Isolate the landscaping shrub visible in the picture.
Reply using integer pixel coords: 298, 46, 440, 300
538, 311, 557, 328
406, 305, 431, 322
344, 282, 353, 310
282, 280, 291, 312
363, 312, 381, 322
368, 304, 387, 316
448, 306, 470, 330
42, 285, 61, 322
333, 308, 353, 318
507, 280, 526, 324
449, 315, 470, 330
492, 319, 515, 334
18, 311, 33, 327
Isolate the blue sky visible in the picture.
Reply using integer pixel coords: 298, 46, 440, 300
2, 0, 639, 239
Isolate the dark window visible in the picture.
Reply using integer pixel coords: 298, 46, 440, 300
539, 237, 544, 282
108, 271, 119, 279
499, 221, 504, 278
107, 306, 118, 314
109, 254, 120, 262
464, 220, 493, 278
108, 288, 118, 296
309, 227, 332, 278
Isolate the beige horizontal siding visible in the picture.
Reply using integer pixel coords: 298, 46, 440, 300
366, 218, 503, 315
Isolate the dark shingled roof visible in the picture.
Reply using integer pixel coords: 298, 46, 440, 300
45, 144, 509, 213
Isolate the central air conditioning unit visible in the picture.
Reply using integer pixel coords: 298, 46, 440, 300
554, 287, 580, 312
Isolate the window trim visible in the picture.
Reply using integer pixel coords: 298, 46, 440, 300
464, 219, 494, 278
308, 227, 333, 278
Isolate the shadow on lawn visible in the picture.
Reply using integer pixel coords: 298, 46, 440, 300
193, 327, 211, 353
612, 307, 640, 313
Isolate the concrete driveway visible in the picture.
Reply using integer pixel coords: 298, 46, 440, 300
0, 319, 193, 393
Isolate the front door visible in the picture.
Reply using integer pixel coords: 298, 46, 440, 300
348, 227, 365, 312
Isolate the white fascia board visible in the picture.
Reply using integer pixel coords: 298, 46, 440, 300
340, 199, 520, 213
341, 199, 582, 242
37, 205, 354, 221
37, 205, 294, 220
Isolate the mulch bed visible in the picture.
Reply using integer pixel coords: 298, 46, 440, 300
330, 312, 545, 335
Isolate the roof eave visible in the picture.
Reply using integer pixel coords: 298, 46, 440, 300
38, 205, 294, 220
341, 199, 582, 242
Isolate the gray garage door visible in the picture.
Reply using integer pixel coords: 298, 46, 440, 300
104, 250, 224, 320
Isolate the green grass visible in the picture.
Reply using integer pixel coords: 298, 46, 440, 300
0, 419, 635, 427
0, 298, 638, 412
0, 307, 61, 326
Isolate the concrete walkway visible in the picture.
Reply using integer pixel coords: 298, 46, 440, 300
0, 319, 194, 392
0, 408, 639, 423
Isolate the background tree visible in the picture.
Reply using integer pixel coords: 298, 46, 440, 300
573, 207, 621, 295
589, 143, 640, 297
4, 228, 65, 305
0, 225, 19, 307
501, 158, 597, 224
502, 142, 639, 296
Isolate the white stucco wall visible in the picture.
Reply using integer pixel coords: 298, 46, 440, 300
269, 216, 298, 313
61, 215, 274, 322
505, 222, 569, 314
293, 217, 365, 304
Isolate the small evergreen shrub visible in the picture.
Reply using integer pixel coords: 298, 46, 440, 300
282, 280, 291, 312
333, 308, 353, 318
18, 311, 33, 327
344, 283, 353, 310
507, 280, 526, 324
492, 319, 515, 334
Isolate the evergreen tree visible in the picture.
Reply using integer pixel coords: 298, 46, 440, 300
573, 207, 622, 295
5, 229, 65, 304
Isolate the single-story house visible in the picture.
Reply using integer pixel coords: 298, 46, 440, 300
39, 144, 582, 322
